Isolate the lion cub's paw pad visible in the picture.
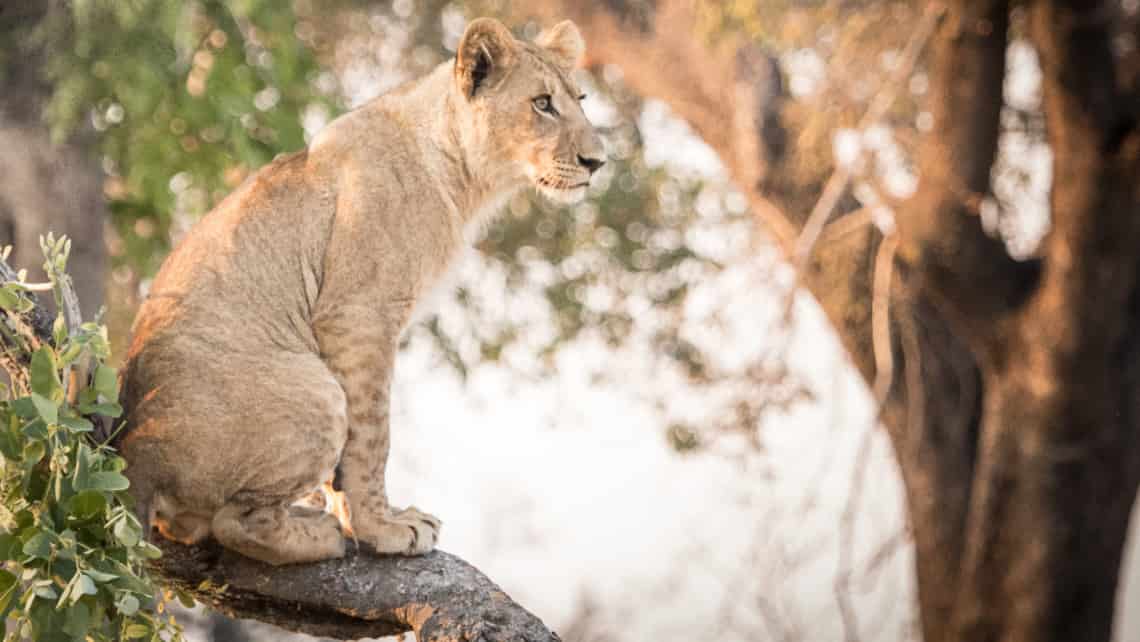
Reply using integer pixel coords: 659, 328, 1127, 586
354, 505, 441, 556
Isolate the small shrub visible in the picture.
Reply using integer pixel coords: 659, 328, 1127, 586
0, 235, 184, 641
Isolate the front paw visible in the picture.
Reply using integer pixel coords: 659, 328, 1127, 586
354, 505, 441, 556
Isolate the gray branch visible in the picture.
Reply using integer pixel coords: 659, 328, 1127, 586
0, 260, 558, 642
153, 538, 560, 641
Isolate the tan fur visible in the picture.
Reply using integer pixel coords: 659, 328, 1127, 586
119, 18, 604, 565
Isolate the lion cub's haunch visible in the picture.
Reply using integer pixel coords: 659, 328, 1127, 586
119, 18, 604, 565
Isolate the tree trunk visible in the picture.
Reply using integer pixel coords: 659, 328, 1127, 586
942, 2, 1140, 640
0, 2, 106, 315
0, 124, 107, 316
520, 1, 1140, 640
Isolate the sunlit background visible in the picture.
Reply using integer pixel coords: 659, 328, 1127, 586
2, 1, 1139, 640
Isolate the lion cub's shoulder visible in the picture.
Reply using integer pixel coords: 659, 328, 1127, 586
309, 102, 419, 163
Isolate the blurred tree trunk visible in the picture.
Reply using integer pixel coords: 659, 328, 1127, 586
0, 1, 105, 314
518, 1, 1140, 641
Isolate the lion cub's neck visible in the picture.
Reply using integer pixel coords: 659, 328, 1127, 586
376, 63, 522, 231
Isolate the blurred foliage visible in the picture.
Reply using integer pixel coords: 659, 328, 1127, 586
14, 0, 339, 277
0, 237, 183, 642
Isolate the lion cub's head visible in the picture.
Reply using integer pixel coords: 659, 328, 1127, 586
453, 18, 606, 205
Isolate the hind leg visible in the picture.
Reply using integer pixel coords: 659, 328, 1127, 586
212, 502, 346, 566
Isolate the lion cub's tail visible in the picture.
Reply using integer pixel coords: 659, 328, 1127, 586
125, 467, 157, 542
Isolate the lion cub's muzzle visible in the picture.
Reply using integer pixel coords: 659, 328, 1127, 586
576, 153, 605, 175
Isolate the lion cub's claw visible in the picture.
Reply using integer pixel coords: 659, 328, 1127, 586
354, 505, 441, 556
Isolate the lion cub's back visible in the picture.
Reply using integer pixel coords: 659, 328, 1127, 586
131, 151, 332, 351
121, 152, 336, 446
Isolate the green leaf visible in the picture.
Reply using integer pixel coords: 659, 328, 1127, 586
76, 387, 97, 405
32, 581, 58, 600
27, 596, 63, 640
75, 574, 97, 600
25, 466, 49, 497
55, 530, 77, 560
59, 414, 93, 433
137, 541, 163, 560
108, 561, 152, 595
67, 491, 106, 520
113, 517, 140, 548
84, 569, 118, 583
86, 471, 130, 492
61, 602, 89, 638
72, 442, 92, 490
29, 393, 58, 425
22, 440, 46, 466
0, 534, 21, 561
93, 364, 119, 398
22, 532, 53, 560
29, 348, 61, 399
0, 286, 23, 311
59, 341, 83, 364
115, 593, 139, 617
76, 401, 123, 418
21, 417, 49, 440
0, 427, 20, 460
52, 559, 76, 582
124, 622, 149, 638
0, 569, 18, 616
52, 315, 67, 346
14, 509, 34, 530
175, 589, 196, 608
9, 396, 37, 418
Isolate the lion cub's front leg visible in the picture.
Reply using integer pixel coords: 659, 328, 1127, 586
315, 306, 441, 556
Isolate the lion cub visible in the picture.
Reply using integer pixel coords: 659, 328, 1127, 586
119, 18, 604, 565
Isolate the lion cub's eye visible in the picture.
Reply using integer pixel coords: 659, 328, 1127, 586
578, 94, 587, 101
532, 94, 557, 116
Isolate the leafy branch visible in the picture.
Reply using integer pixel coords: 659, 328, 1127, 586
0, 235, 183, 642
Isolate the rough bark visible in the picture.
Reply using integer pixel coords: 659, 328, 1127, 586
887, 3, 1024, 637
154, 539, 559, 641
944, 2, 1140, 640
519, 1, 1140, 641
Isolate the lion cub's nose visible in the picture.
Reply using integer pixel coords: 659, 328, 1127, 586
577, 154, 605, 175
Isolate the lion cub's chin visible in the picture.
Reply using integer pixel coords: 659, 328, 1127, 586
536, 184, 589, 205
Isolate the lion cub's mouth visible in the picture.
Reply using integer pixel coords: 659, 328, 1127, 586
531, 170, 592, 204
536, 180, 589, 205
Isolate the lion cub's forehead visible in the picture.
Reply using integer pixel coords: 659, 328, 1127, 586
518, 43, 582, 97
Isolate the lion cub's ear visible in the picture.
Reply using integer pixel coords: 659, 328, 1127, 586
455, 18, 518, 98
536, 20, 584, 70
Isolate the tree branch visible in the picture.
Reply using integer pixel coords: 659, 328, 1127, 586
793, 3, 943, 274
153, 539, 558, 641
